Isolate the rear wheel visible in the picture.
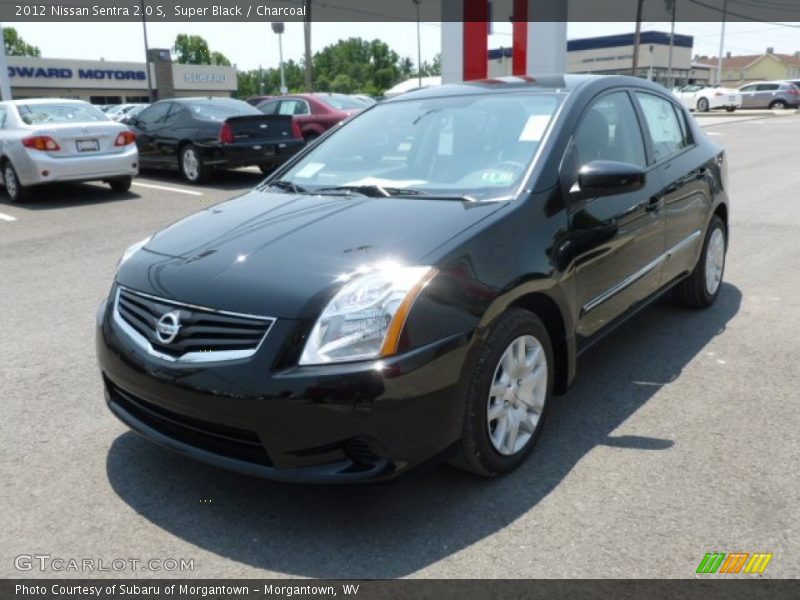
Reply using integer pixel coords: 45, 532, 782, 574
697, 97, 710, 112
769, 100, 787, 110
108, 176, 132, 193
674, 215, 726, 308
450, 308, 553, 476
180, 144, 211, 184
3, 162, 29, 203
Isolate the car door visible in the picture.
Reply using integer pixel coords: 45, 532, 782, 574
130, 102, 173, 165
755, 83, 780, 108
565, 90, 666, 342
739, 84, 757, 108
634, 91, 709, 285
152, 103, 186, 165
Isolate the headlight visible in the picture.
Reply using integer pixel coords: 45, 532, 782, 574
299, 264, 436, 365
117, 235, 151, 269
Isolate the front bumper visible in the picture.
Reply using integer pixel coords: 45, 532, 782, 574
96, 296, 469, 482
17, 145, 139, 187
199, 139, 304, 169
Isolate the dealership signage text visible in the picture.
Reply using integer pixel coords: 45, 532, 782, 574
7, 66, 146, 81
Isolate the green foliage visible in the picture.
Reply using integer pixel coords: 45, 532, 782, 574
173, 34, 231, 66
4, 27, 40, 57
234, 38, 435, 100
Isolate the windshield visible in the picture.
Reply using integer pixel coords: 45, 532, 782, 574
17, 102, 109, 124
186, 99, 260, 121
278, 93, 562, 201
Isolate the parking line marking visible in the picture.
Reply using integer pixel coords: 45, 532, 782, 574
0, 212, 17, 221
132, 182, 203, 196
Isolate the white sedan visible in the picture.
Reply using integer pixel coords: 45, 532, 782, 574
673, 85, 742, 113
0, 99, 139, 203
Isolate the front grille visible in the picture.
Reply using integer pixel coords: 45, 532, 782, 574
108, 379, 272, 466
114, 287, 274, 361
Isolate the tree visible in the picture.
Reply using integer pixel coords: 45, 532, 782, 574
172, 34, 230, 66
4, 27, 40, 57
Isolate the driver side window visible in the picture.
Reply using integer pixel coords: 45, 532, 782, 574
137, 102, 171, 126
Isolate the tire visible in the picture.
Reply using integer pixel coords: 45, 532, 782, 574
3, 161, 29, 203
674, 215, 727, 308
179, 144, 211, 184
108, 176, 132, 193
258, 163, 274, 176
304, 133, 319, 144
697, 97, 710, 112
725, 106, 736, 112
769, 100, 787, 110
450, 308, 554, 477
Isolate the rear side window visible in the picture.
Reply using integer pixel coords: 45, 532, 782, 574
278, 99, 309, 116
756, 84, 779, 91
574, 91, 646, 168
635, 92, 687, 162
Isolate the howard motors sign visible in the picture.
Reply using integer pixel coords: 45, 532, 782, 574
8, 66, 147, 81
7, 58, 151, 90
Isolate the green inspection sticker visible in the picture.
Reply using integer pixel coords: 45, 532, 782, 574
481, 170, 515, 185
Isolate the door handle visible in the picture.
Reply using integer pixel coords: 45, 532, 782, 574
645, 195, 661, 213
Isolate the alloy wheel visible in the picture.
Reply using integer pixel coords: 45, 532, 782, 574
705, 227, 726, 295
182, 148, 200, 181
486, 335, 548, 456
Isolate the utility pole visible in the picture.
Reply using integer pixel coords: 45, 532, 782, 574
667, 0, 676, 87
413, 0, 422, 88
140, 0, 154, 102
0, 23, 12, 100
304, 0, 312, 92
272, 22, 287, 94
717, 0, 728, 85
631, 0, 644, 78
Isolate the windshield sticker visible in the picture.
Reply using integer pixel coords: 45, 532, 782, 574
518, 114, 551, 142
481, 170, 516, 185
296, 162, 326, 178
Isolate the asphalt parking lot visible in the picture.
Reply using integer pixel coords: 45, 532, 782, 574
1, 112, 798, 579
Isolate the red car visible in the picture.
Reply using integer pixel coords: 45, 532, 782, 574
256, 93, 364, 142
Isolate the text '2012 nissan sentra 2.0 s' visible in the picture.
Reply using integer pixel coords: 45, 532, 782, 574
96, 75, 730, 482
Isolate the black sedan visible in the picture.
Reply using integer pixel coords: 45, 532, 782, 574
127, 97, 304, 183
97, 75, 730, 482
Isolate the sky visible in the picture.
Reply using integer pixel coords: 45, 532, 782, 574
9, 21, 800, 72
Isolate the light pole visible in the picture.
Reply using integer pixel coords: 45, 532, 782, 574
632, 0, 643, 78
413, 0, 422, 88
271, 21, 287, 95
0, 23, 13, 100
716, 0, 728, 85
140, 0, 154, 102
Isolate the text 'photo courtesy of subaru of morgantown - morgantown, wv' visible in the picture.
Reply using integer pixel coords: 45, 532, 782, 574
96, 75, 729, 483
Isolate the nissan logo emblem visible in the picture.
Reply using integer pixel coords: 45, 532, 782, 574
155, 310, 181, 344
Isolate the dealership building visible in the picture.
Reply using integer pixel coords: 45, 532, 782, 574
6, 51, 236, 104
490, 31, 698, 86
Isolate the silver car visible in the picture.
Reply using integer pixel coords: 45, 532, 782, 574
0, 99, 139, 203
738, 81, 800, 109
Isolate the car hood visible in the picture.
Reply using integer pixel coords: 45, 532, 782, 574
117, 189, 506, 319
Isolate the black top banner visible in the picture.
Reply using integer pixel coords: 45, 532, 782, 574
2, 0, 800, 22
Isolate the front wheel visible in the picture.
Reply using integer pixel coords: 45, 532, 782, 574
674, 215, 727, 308
3, 162, 29, 203
450, 308, 553, 476
180, 144, 211, 184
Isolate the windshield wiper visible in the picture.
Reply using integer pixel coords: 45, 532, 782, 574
314, 185, 475, 201
314, 185, 391, 198
265, 180, 309, 194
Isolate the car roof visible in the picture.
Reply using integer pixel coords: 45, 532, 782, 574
3, 98, 91, 106
383, 74, 662, 103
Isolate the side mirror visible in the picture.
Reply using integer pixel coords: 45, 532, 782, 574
574, 160, 646, 199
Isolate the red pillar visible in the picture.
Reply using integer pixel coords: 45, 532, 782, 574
512, 0, 528, 75
463, 1, 489, 81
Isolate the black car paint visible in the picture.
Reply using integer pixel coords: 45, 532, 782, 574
129, 99, 304, 172
98, 75, 729, 481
